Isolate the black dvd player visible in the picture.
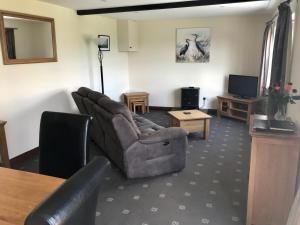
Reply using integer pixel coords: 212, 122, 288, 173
253, 119, 296, 133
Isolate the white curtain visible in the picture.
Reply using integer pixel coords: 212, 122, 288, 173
259, 20, 276, 95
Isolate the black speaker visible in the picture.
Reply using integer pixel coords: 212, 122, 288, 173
181, 87, 200, 109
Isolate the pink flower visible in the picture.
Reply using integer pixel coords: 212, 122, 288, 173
285, 84, 293, 92
274, 85, 280, 91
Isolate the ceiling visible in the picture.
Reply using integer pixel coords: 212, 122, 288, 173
39, 0, 280, 20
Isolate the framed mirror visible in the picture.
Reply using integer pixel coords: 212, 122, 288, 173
0, 11, 57, 65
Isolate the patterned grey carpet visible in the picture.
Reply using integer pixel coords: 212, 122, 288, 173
14, 110, 251, 225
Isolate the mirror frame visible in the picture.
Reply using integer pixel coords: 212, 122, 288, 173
0, 10, 57, 65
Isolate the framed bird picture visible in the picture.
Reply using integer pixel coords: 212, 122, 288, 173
176, 27, 211, 63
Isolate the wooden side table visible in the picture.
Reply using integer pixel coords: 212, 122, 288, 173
132, 101, 146, 114
123, 92, 149, 113
0, 120, 10, 168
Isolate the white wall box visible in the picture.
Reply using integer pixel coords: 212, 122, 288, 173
117, 20, 139, 52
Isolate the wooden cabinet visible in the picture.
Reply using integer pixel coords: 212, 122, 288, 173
247, 115, 300, 225
217, 95, 261, 124
0, 120, 10, 167
117, 20, 139, 52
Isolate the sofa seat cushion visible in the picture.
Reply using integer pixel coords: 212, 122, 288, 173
139, 124, 164, 135
134, 118, 153, 127
133, 114, 155, 127
133, 114, 164, 135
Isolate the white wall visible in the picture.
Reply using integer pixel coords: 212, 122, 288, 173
0, 0, 129, 158
78, 16, 129, 100
128, 16, 268, 108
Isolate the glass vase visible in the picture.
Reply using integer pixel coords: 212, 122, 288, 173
274, 105, 287, 121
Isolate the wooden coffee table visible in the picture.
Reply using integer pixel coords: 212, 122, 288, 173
168, 109, 212, 140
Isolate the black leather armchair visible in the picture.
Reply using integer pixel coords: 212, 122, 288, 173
39, 111, 92, 179
25, 157, 110, 225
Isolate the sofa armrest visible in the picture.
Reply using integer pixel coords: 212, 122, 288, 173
139, 127, 187, 144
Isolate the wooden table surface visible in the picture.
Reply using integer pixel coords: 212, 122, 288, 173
0, 167, 64, 225
168, 109, 212, 120
123, 92, 149, 97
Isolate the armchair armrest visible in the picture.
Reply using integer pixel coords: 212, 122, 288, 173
139, 127, 188, 144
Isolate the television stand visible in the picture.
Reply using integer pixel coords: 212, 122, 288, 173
232, 95, 253, 100
217, 94, 261, 124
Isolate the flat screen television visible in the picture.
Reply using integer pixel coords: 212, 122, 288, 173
228, 75, 258, 98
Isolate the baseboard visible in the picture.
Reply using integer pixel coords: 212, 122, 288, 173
149, 106, 179, 111
207, 109, 217, 116
10, 147, 39, 167
149, 106, 217, 115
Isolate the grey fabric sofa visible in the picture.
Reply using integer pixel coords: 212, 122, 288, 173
72, 87, 187, 178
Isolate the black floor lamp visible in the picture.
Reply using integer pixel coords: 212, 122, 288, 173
96, 35, 104, 94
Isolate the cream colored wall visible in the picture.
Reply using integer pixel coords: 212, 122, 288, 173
288, 4, 300, 124
0, 0, 129, 158
79, 16, 129, 100
128, 16, 268, 108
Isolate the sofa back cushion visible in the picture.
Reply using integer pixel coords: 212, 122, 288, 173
82, 98, 105, 148
72, 87, 95, 114
77, 87, 92, 97
88, 91, 109, 103
71, 92, 88, 114
93, 104, 139, 169
97, 98, 141, 135
72, 87, 141, 170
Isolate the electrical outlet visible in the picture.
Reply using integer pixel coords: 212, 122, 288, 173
203, 97, 207, 101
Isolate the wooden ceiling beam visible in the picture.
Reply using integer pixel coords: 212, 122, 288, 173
77, 0, 266, 15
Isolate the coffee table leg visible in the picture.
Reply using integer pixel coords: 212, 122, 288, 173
204, 119, 210, 140
169, 117, 175, 127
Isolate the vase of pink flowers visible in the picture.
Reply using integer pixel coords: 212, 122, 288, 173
268, 83, 298, 120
